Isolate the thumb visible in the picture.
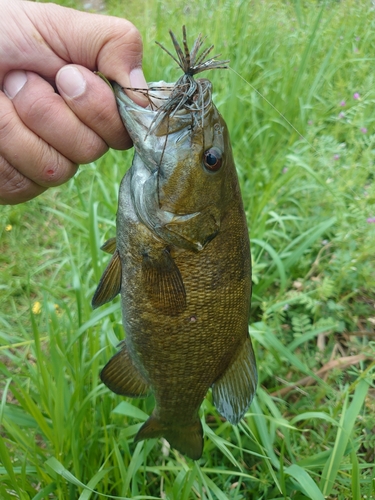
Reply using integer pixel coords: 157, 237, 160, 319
26, 2, 148, 104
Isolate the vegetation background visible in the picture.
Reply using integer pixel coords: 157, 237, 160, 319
1, 0, 374, 498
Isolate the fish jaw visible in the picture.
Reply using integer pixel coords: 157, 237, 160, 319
114, 81, 194, 169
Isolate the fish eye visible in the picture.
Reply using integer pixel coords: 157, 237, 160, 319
203, 147, 222, 172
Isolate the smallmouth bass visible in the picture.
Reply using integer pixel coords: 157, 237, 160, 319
93, 28, 257, 460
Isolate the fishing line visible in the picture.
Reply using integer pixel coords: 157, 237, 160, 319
228, 64, 372, 174
228, 66, 318, 155
227, 65, 370, 204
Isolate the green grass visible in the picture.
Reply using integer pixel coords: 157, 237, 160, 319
1, 0, 375, 498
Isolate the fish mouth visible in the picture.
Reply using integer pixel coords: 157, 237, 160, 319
114, 79, 213, 139
117, 25, 229, 140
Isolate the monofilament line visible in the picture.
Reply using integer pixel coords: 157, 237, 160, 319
229, 67, 318, 155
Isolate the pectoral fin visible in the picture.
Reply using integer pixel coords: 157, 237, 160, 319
142, 248, 186, 315
101, 343, 150, 397
92, 249, 121, 309
212, 336, 257, 424
101, 237, 117, 254
165, 210, 219, 252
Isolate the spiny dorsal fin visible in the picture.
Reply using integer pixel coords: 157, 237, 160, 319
92, 249, 121, 309
212, 335, 257, 424
142, 248, 186, 315
101, 237, 117, 254
101, 343, 150, 397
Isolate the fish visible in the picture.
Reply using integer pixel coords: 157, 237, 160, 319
92, 27, 257, 460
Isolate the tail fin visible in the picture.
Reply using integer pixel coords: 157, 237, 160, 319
134, 413, 203, 460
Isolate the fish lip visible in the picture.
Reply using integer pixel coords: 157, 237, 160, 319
114, 81, 191, 118
114, 79, 213, 133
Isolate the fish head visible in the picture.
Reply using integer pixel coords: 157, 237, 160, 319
115, 80, 236, 251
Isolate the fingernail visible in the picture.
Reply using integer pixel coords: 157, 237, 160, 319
57, 66, 86, 98
3, 70, 27, 99
129, 68, 148, 89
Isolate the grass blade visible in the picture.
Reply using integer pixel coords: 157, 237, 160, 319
285, 463, 324, 500
321, 379, 370, 496
351, 449, 361, 500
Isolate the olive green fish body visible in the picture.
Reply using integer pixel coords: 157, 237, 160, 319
93, 31, 257, 460
125, 169, 251, 423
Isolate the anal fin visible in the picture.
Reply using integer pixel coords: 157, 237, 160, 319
212, 335, 257, 424
134, 413, 203, 460
92, 249, 121, 309
142, 248, 186, 315
101, 343, 150, 397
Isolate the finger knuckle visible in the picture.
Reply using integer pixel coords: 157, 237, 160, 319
38, 148, 78, 186
0, 106, 19, 143
109, 19, 143, 57
25, 92, 57, 123
75, 133, 108, 164
0, 158, 36, 204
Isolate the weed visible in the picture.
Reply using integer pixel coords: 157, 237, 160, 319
1, 0, 375, 498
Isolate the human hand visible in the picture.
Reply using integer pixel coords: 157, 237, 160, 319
0, 0, 148, 204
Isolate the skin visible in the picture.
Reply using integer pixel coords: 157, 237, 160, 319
0, 0, 148, 205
